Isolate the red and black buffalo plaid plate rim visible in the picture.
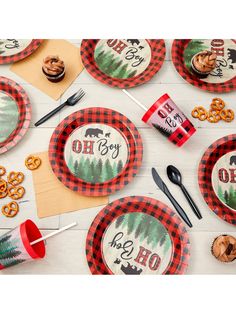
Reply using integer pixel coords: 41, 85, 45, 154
0, 39, 43, 64
172, 39, 236, 93
198, 134, 236, 225
0, 76, 31, 154
49, 107, 143, 196
86, 196, 190, 275
80, 39, 166, 88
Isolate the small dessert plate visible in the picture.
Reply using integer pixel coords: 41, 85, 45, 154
0, 76, 31, 154
0, 39, 43, 64
80, 39, 166, 88
172, 39, 236, 93
49, 107, 143, 196
86, 196, 190, 275
199, 134, 236, 225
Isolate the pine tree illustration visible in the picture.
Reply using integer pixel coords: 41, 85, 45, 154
93, 158, 103, 183
147, 220, 161, 246
224, 190, 229, 204
2, 259, 25, 268
78, 156, 86, 179
115, 215, 126, 228
84, 158, 93, 182
152, 123, 172, 138
139, 216, 155, 243
127, 213, 137, 235
116, 63, 129, 79
98, 51, 114, 73
117, 160, 124, 175
90, 161, 95, 183
159, 233, 166, 246
112, 161, 118, 177
127, 69, 137, 78
0, 234, 12, 245
104, 159, 114, 181
94, 45, 103, 58
116, 213, 170, 249
109, 59, 122, 74
134, 214, 147, 239
67, 155, 74, 172
0, 234, 24, 268
74, 160, 79, 177
0, 237, 16, 254
227, 186, 236, 209
217, 186, 225, 202
163, 235, 171, 254
94, 50, 105, 66
0, 249, 21, 260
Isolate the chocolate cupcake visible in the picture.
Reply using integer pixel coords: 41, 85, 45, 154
211, 234, 236, 263
42, 55, 65, 82
191, 50, 217, 78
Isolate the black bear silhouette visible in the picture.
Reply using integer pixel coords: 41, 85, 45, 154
85, 128, 103, 138
121, 262, 143, 275
227, 48, 236, 64
105, 132, 110, 138
230, 155, 236, 165
127, 39, 140, 46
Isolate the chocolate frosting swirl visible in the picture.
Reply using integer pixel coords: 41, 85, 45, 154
212, 235, 236, 263
192, 50, 217, 74
42, 55, 65, 76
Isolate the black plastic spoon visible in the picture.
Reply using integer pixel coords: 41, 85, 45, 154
167, 165, 202, 220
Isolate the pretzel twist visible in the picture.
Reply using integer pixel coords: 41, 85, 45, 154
220, 109, 234, 122
8, 186, 25, 200
207, 111, 221, 123
7, 171, 24, 186
25, 155, 41, 170
0, 190, 8, 199
0, 166, 6, 176
211, 98, 225, 111
2, 201, 19, 217
0, 179, 7, 192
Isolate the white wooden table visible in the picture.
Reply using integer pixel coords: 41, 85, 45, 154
0, 39, 236, 275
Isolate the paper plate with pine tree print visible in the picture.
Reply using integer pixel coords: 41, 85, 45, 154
0, 39, 43, 64
172, 39, 236, 93
86, 196, 190, 275
0, 76, 31, 154
199, 134, 236, 225
49, 107, 143, 196
80, 39, 166, 88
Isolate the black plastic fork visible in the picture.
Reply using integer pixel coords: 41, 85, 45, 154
34, 89, 85, 127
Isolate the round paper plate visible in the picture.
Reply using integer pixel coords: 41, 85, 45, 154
199, 134, 236, 225
172, 39, 236, 93
0, 76, 31, 154
86, 196, 190, 275
80, 39, 166, 88
0, 39, 43, 64
49, 108, 143, 196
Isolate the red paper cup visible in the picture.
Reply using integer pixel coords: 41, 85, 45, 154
142, 94, 196, 147
0, 219, 45, 270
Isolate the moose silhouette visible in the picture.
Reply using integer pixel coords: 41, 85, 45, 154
85, 128, 103, 138
227, 48, 236, 64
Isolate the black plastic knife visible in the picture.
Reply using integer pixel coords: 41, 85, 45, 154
151, 167, 193, 228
